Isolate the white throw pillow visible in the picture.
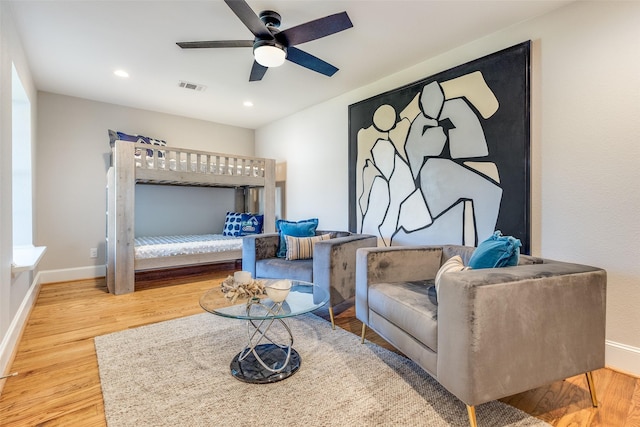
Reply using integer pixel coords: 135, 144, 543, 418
435, 255, 470, 296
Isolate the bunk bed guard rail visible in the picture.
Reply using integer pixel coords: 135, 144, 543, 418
115, 141, 270, 187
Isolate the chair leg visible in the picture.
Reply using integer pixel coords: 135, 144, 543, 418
360, 323, 366, 344
328, 306, 336, 330
466, 405, 477, 427
585, 371, 598, 407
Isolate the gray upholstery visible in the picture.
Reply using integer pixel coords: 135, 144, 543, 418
356, 244, 606, 409
243, 230, 378, 309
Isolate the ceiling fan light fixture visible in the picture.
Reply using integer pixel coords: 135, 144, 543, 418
176, 1, 353, 81
253, 40, 286, 68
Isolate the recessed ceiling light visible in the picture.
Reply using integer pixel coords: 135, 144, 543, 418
243, 101, 254, 107
114, 69, 129, 78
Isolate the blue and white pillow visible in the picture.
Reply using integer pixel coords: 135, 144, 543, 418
108, 129, 167, 157
222, 212, 244, 236
240, 213, 264, 236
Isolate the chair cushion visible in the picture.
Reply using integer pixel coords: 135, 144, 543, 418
255, 258, 313, 282
468, 230, 522, 269
368, 280, 438, 352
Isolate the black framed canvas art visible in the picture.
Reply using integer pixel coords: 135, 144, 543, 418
348, 41, 531, 254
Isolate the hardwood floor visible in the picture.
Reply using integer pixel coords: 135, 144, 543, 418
1, 266, 638, 426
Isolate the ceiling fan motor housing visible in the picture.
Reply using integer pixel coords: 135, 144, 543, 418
259, 10, 281, 28
254, 11, 286, 67
253, 39, 287, 53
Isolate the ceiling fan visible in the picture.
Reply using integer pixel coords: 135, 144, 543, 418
176, 0, 353, 81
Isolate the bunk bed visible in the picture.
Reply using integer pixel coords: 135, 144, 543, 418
106, 140, 276, 295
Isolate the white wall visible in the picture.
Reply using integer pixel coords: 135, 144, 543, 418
256, 1, 640, 375
0, 2, 39, 382
35, 92, 255, 274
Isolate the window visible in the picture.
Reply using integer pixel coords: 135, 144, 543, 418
11, 63, 44, 272
12, 63, 32, 246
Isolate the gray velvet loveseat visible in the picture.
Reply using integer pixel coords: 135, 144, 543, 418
243, 230, 377, 328
355, 244, 606, 427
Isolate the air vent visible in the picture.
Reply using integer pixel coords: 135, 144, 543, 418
178, 80, 207, 92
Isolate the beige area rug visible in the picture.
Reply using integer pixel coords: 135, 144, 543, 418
95, 313, 549, 427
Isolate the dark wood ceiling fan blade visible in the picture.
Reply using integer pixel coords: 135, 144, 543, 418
277, 12, 352, 46
286, 47, 338, 77
224, 0, 273, 40
176, 40, 253, 49
249, 61, 268, 81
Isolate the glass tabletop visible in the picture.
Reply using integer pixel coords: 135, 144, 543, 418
200, 279, 328, 320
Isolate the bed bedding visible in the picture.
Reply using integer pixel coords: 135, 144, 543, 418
134, 234, 242, 259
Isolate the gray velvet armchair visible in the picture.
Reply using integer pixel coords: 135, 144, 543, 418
242, 230, 377, 328
356, 244, 606, 427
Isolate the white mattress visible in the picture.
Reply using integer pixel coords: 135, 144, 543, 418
134, 234, 242, 259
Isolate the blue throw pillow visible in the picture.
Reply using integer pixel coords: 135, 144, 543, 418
276, 218, 319, 258
240, 213, 264, 236
222, 212, 244, 236
468, 230, 522, 269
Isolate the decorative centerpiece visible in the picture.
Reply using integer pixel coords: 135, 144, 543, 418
233, 271, 252, 284
220, 273, 265, 304
265, 279, 292, 303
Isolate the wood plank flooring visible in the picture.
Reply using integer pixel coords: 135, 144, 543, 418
1, 266, 638, 426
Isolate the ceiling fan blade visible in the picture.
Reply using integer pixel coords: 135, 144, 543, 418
286, 47, 338, 77
224, 0, 273, 40
249, 61, 268, 81
276, 12, 353, 46
176, 40, 253, 49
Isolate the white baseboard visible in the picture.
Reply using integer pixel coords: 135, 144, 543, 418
0, 272, 42, 388
39, 265, 106, 284
606, 340, 640, 377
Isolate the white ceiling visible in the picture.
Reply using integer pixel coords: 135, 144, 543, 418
8, 0, 571, 129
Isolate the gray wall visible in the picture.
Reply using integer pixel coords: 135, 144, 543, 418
134, 184, 236, 237
256, 1, 640, 374
35, 92, 254, 271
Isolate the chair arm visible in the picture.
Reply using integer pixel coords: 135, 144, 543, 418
355, 246, 443, 324
313, 234, 378, 306
241, 233, 280, 277
436, 261, 606, 406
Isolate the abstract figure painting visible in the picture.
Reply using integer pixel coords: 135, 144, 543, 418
348, 42, 531, 253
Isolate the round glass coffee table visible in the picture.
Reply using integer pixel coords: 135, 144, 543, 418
199, 279, 328, 384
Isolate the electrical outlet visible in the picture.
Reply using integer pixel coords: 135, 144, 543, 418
89, 248, 98, 258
